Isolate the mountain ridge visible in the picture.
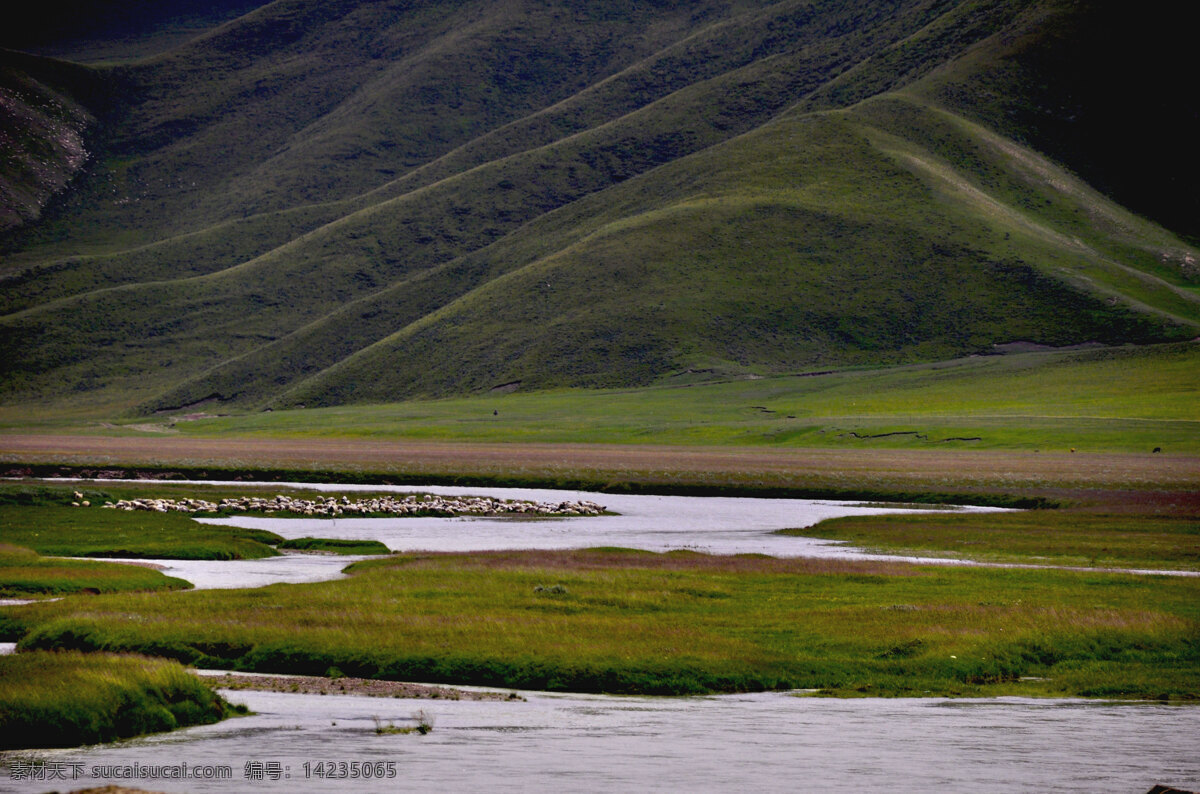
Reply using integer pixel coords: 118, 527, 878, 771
1, 0, 1196, 415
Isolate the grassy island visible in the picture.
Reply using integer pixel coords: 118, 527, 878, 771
0, 651, 245, 750
3, 549, 1196, 700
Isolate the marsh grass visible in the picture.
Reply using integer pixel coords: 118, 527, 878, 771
0, 650, 245, 749
0, 503, 282, 560
786, 511, 1200, 571
276, 538, 390, 555
0, 482, 337, 560
0, 543, 190, 597
3, 550, 1196, 699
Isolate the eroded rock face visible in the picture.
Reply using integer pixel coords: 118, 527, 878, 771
0, 70, 92, 232
97, 493, 605, 517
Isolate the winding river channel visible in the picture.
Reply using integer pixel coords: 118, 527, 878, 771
150, 481, 1012, 588
78, 480, 1193, 587
2, 482, 1198, 792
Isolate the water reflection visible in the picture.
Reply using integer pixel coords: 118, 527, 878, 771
195, 481, 996, 559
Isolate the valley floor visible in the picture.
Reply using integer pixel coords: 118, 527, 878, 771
2, 433, 1197, 506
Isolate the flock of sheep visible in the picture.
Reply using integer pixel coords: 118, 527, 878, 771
85, 492, 606, 517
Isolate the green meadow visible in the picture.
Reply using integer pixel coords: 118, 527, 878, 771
141, 342, 1200, 455
2, 550, 1196, 700
0, 481, 399, 562
0, 501, 282, 561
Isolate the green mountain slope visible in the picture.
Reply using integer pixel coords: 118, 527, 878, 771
1, 0, 1197, 415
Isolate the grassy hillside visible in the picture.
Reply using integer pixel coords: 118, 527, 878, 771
2, 0, 271, 63
1, 0, 1197, 415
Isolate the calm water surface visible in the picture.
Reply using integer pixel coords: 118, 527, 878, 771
3, 689, 1197, 793
132, 480, 1186, 586
196, 481, 993, 558
152, 480, 1004, 588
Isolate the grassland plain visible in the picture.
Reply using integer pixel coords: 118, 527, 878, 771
0, 420, 1194, 701
144, 342, 1200, 455
0, 650, 245, 750
1, 436, 1195, 508
1, 550, 1197, 699
3, 341, 1198, 454
2, 341, 1196, 513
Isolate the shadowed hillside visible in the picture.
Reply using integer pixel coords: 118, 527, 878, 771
1, 0, 1197, 415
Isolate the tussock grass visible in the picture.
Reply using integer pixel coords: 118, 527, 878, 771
0, 650, 244, 750
373, 710, 433, 735
3, 549, 1196, 699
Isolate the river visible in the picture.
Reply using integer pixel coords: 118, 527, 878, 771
3, 688, 1197, 793
84, 481, 1014, 588
2, 482, 1197, 792
83, 480, 1188, 586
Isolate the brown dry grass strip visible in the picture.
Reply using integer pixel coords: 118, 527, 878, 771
385, 549, 926, 576
3, 433, 1198, 500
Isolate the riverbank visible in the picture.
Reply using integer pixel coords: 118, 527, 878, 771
5, 548, 1197, 699
7, 432, 1197, 504
0, 543, 191, 598
782, 510, 1200, 572
197, 671, 521, 701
